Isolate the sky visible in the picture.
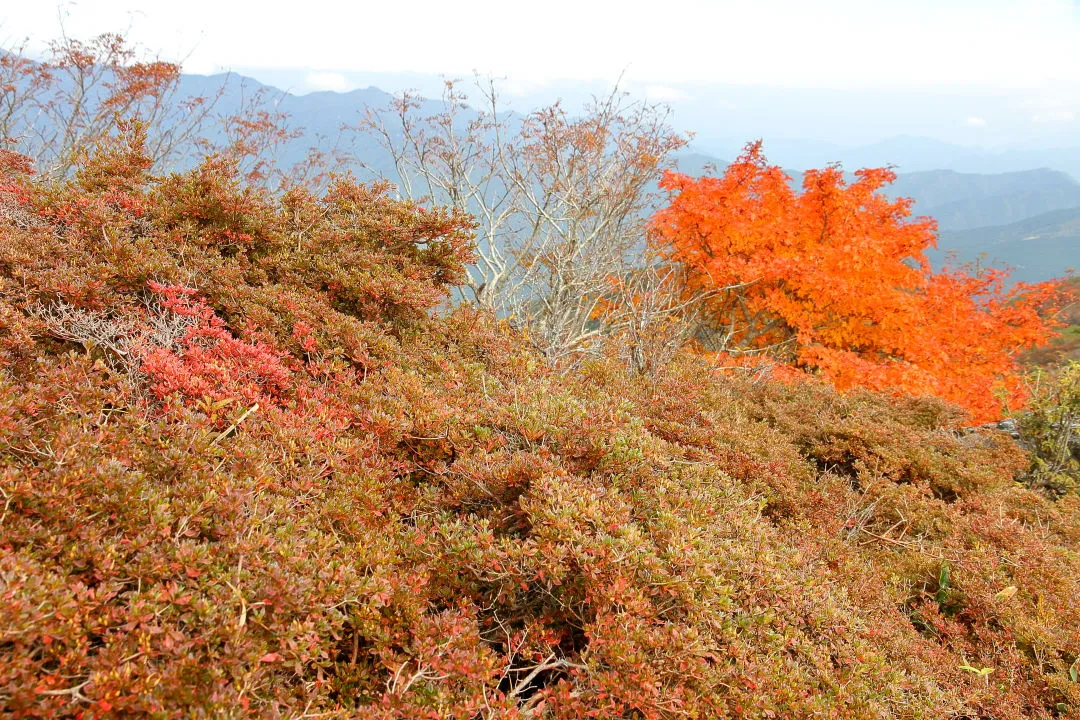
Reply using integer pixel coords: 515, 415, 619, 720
4, 0, 1080, 151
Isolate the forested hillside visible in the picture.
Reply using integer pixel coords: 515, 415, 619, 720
886, 169, 1080, 230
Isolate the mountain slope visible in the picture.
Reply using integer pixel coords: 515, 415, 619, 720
684, 151, 1080, 232
697, 134, 1080, 183
1, 149, 1077, 718
936, 207, 1080, 283
889, 169, 1080, 231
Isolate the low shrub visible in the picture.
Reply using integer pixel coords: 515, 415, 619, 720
0, 135, 1077, 718
1019, 361, 1080, 497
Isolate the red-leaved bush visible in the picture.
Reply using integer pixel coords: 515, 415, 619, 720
0, 128, 1077, 719
137, 281, 292, 407
650, 142, 1068, 423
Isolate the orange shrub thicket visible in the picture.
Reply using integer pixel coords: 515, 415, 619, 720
0, 133, 1078, 719
650, 142, 1066, 423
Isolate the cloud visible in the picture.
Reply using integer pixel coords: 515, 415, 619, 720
181, 56, 219, 76
965, 116, 987, 127
644, 85, 691, 102
1032, 109, 1076, 123
500, 76, 551, 97
305, 71, 348, 92
7, 0, 1080, 94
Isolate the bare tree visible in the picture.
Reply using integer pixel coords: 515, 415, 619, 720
505, 89, 687, 362
0, 28, 346, 191
352, 79, 688, 364
599, 261, 712, 375
0, 31, 225, 178
351, 78, 524, 310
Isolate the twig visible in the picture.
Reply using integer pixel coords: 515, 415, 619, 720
35, 680, 91, 703
509, 655, 587, 699
212, 403, 260, 445
0, 484, 11, 527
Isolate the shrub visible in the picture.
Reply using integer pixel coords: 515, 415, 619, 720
1018, 361, 1080, 496
0, 136, 1077, 719
650, 142, 1068, 423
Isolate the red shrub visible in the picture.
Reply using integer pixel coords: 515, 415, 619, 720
0, 133, 1076, 720
137, 282, 292, 407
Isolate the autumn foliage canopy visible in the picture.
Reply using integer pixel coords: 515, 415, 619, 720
650, 142, 1065, 422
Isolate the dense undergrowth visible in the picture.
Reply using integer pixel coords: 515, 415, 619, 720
1, 137, 1078, 719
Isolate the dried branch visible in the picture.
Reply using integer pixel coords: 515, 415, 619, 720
350, 79, 689, 366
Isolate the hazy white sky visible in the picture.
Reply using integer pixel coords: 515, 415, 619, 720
4, 0, 1080, 92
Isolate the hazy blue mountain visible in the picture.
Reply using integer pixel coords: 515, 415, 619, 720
218, 66, 1080, 182
6, 50, 1079, 284
694, 134, 1080, 185
12, 44, 1080, 179
676, 152, 1080, 232
888, 169, 1080, 230
0, 51, 413, 182
240, 67, 1080, 167
168, 73, 406, 180
671, 151, 726, 177
935, 207, 1080, 284
853, 138, 1080, 184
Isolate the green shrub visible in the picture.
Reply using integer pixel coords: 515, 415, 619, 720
1019, 361, 1080, 496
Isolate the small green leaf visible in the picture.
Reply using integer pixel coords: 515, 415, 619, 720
959, 655, 993, 678
935, 564, 952, 605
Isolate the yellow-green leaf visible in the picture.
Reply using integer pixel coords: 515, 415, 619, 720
994, 585, 1018, 601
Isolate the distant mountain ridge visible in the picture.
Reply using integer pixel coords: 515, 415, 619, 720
888, 168, 1080, 231
5, 51, 1079, 284
677, 152, 1080, 232
693, 134, 1080, 183
241, 67, 1080, 179
936, 207, 1080, 284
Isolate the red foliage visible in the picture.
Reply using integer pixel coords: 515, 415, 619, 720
651, 142, 1069, 422
0, 124, 1076, 720
137, 282, 292, 407
0, 146, 35, 178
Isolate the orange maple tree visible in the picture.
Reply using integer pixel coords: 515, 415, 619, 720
650, 141, 1066, 422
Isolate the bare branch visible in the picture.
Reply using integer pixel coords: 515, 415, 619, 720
349, 79, 689, 366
